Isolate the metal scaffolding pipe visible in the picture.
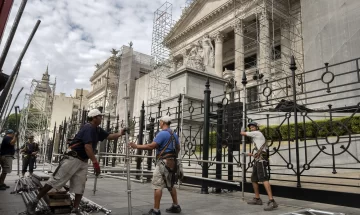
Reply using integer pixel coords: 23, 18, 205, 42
0, 0, 28, 71
0, 19, 41, 112
124, 84, 132, 215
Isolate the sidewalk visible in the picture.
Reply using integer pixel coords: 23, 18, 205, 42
1, 170, 360, 215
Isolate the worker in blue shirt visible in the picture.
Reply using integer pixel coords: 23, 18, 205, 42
129, 115, 182, 215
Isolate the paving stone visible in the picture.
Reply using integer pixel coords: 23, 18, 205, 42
1, 169, 360, 215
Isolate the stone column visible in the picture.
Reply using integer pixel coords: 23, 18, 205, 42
214, 32, 224, 78
258, 9, 271, 78
258, 9, 271, 104
234, 19, 244, 89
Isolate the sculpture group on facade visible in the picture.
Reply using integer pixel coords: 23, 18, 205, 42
181, 34, 215, 72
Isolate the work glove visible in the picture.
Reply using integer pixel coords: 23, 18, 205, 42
121, 127, 130, 135
93, 162, 101, 176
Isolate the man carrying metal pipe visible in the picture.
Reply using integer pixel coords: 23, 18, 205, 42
26, 109, 127, 215
0, 129, 16, 190
20, 135, 38, 178
129, 115, 182, 215
240, 122, 278, 211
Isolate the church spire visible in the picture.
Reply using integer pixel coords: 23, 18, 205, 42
42, 65, 50, 81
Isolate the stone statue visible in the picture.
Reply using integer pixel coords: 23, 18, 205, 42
111, 49, 119, 56
186, 42, 205, 71
95, 63, 101, 69
201, 35, 214, 67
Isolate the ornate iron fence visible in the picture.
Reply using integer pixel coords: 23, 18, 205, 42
47, 56, 360, 207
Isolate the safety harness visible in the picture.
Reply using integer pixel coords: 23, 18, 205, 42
156, 130, 178, 191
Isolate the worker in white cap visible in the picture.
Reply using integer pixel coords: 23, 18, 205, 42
129, 115, 182, 215
27, 109, 127, 215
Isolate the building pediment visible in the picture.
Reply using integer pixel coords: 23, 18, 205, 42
165, 0, 233, 46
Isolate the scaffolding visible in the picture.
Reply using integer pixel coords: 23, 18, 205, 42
19, 69, 56, 163
234, 0, 304, 108
148, 1, 173, 104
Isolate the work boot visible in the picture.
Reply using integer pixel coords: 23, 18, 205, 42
70, 208, 82, 215
0, 184, 9, 189
143, 209, 161, 215
166, 204, 181, 213
1, 183, 10, 188
247, 197, 263, 205
26, 199, 38, 215
264, 200, 278, 211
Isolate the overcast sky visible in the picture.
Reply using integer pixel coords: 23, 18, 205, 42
0, 0, 185, 111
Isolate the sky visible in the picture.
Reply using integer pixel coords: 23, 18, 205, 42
0, 0, 186, 112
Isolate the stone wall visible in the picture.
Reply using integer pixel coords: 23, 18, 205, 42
302, 0, 360, 109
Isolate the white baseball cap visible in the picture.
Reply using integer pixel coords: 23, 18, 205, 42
160, 115, 172, 123
88, 109, 105, 117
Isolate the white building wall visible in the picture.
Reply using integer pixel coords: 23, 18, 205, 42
302, 0, 360, 109
50, 93, 75, 130
132, 73, 149, 118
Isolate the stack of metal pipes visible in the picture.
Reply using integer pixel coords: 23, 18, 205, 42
21, 190, 51, 214
69, 193, 112, 214
11, 177, 41, 194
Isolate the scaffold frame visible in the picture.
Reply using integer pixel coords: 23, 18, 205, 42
19, 76, 56, 164
234, 0, 305, 109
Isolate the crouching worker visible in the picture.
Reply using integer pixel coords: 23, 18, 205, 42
27, 109, 126, 215
129, 116, 182, 215
240, 122, 278, 211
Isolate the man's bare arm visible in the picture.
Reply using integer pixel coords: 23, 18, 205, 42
107, 128, 126, 140
10, 136, 17, 145
84, 144, 97, 163
240, 131, 247, 136
129, 141, 157, 150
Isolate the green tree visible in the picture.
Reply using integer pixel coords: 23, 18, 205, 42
3, 113, 21, 131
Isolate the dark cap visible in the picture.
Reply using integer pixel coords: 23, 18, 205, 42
6, 129, 14, 134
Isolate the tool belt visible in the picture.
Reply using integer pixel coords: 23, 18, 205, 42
159, 154, 177, 172
65, 151, 88, 162
22, 154, 36, 158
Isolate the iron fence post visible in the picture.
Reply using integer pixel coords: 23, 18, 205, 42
147, 117, 155, 181
228, 90, 234, 182
49, 123, 56, 162
290, 56, 301, 188
216, 102, 223, 193
105, 114, 111, 167
112, 115, 119, 167
136, 101, 145, 179
60, 119, 66, 154
177, 94, 182, 134
201, 78, 211, 194
15, 106, 20, 176
241, 69, 247, 200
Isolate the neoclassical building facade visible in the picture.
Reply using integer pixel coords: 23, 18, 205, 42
131, 0, 303, 118
87, 50, 121, 123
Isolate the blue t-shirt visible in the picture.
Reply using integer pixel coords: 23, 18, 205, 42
0, 135, 15, 156
153, 129, 179, 155
70, 123, 109, 159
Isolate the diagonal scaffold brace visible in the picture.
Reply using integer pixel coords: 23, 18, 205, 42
124, 84, 132, 215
